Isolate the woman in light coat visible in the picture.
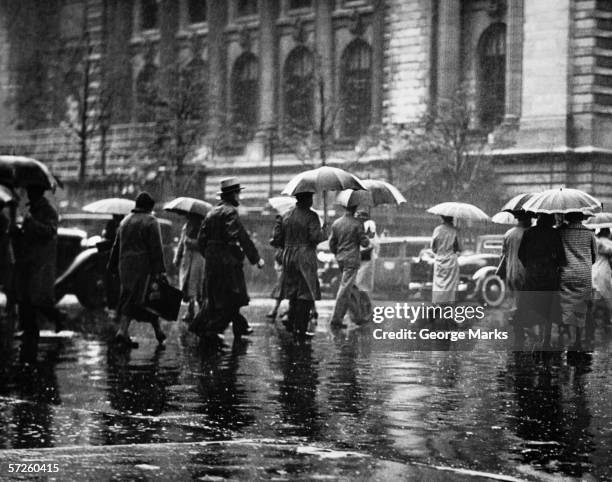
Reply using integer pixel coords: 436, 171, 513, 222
174, 213, 206, 322
591, 227, 612, 325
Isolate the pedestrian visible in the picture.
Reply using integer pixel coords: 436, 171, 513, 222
271, 191, 325, 338
108, 192, 167, 348
0, 199, 15, 319
431, 216, 461, 306
516, 213, 566, 349
497, 211, 531, 311
328, 202, 370, 328
355, 212, 379, 294
13, 186, 65, 348
102, 214, 124, 311
174, 213, 206, 322
558, 212, 597, 351
267, 214, 286, 322
591, 227, 612, 327
196, 177, 264, 343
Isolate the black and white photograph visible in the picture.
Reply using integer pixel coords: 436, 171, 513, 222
0, 0, 611, 480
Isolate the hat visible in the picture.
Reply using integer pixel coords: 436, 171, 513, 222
217, 177, 244, 195
135, 191, 155, 211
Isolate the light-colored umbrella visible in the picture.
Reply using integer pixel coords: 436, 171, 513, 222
584, 212, 612, 225
491, 211, 516, 225
336, 179, 407, 207
83, 198, 135, 215
268, 196, 296, 215
163, 197, 212, 217
522, 187, 602, 215
427, 202, 490, 221
0, 185, 15, 203
500, 193, 535, 212
281, 166, 366, 195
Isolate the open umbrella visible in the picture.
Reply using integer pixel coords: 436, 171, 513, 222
163, 197, 212, 217
427, 202, 489, 221
491, 211, 516, 225
336, 179, 407, 207
83, 198, 135, 215
522, 187, 601, 215
0, 185, 15, 203
281, 166, 366, 195
501, 193, 535, 213
0, 156, 60, 191
584, 212, 612, 230
268, 196, 296, 215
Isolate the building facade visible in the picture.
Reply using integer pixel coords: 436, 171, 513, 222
1, 0, 612, 206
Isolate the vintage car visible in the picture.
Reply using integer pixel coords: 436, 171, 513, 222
55, 214, 176, 309
412, 234, 506, 307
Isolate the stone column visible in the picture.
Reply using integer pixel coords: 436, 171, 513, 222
371, 0, 384, 125
315, 0, 335, 121
436, 0, 461, 103
257, 0, 277, 134
206, 0, 227, 136
503, 0, 523, 126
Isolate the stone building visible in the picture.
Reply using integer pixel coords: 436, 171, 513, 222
0, 0, 611, 206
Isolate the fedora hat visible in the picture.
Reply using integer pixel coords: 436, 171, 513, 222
217, 177, 245, 195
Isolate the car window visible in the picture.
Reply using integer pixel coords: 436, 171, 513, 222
480, 239, 503, 254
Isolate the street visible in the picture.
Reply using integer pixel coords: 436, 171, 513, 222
0, 298, 610, 481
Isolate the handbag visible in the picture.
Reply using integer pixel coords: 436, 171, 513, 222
140, 274, 182, 321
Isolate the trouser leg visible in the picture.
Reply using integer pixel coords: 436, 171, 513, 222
330, 267, 358, 326
232, 310, 250, 336
293, 299, 311, 336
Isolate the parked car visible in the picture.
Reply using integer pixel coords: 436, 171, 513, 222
412, 234, 506, 307
55, 215, 176, 309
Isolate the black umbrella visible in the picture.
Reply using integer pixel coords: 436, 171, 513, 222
0, 155, 61, 191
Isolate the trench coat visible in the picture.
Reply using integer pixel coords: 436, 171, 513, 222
15, 196, 58, 308
198, 201, 260, 312
174, 220, 205, 302
431, 222, 460, 303
108, 209, 166, 321
592, 236, 612, 312
272, 205, 324, 301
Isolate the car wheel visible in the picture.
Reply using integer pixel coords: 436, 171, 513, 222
479, 274, 506, 307
76, 265, 107, 310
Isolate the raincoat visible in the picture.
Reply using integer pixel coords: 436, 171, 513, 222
174, 219, 205, 302
592, 235, 612, 312
431, 222, 460, 303
109, 209, 166, 321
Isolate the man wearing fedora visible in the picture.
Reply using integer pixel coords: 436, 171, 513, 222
197, 177, 264, 342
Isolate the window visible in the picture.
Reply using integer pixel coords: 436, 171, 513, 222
188, 0, 207, 23
141, 0, 159, 30
477, 23, 506, 130
236, 0, 257, 17
289, 0, 312, 9
231, 53, 259, 138
284, 46, 314, 130
340, 39, 372, 138
135, 62, 157, 122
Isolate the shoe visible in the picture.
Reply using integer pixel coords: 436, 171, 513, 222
113, 335, 139, 349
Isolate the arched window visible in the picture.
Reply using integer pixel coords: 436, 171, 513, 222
135, 62, 157, 122
477, 23, 506, 130
284, 46, 314, 130
231, 53, 259, 138
340, 39, 372, 138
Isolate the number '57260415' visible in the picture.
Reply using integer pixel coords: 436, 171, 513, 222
8, 463, 59, 473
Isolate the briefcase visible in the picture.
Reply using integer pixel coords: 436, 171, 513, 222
140, 275, 182, 321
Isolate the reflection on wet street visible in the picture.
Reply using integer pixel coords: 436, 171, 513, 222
0, 300, 611, 480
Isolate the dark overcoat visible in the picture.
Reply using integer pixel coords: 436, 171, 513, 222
198, 201, 260, 311
15, 196, 58, 308
108, 209, 165, 321
272, 205, 324, 301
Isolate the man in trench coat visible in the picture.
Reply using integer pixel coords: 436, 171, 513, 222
271, 191, 325, 338
108, 192, 167, 348
197, 178, 264, 341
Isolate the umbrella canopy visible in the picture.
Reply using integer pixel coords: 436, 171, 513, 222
427, 202, 490, 221
522, 187, 602, 215
268, 196, 296, 215
281, 166, 366, 196
83, 198, 135, 215
0, 155, 60, 191
0, 185, 15, 203
336, 179, 407, 207
583, 212, 612, 230
501, 193, 535, 213
163, 197, 212, 217
491, 211, 517, 225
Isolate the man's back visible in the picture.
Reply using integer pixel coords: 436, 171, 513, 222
329, 214, 367, 268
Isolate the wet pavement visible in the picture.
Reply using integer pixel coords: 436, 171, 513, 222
0, 298, 611, 481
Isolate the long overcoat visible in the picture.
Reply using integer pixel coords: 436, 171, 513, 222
272, 205, 324, 301
198, 201, 260, 311
15, 196, 58, 308
108, 209, 166, 321
174, 220, 205, 301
